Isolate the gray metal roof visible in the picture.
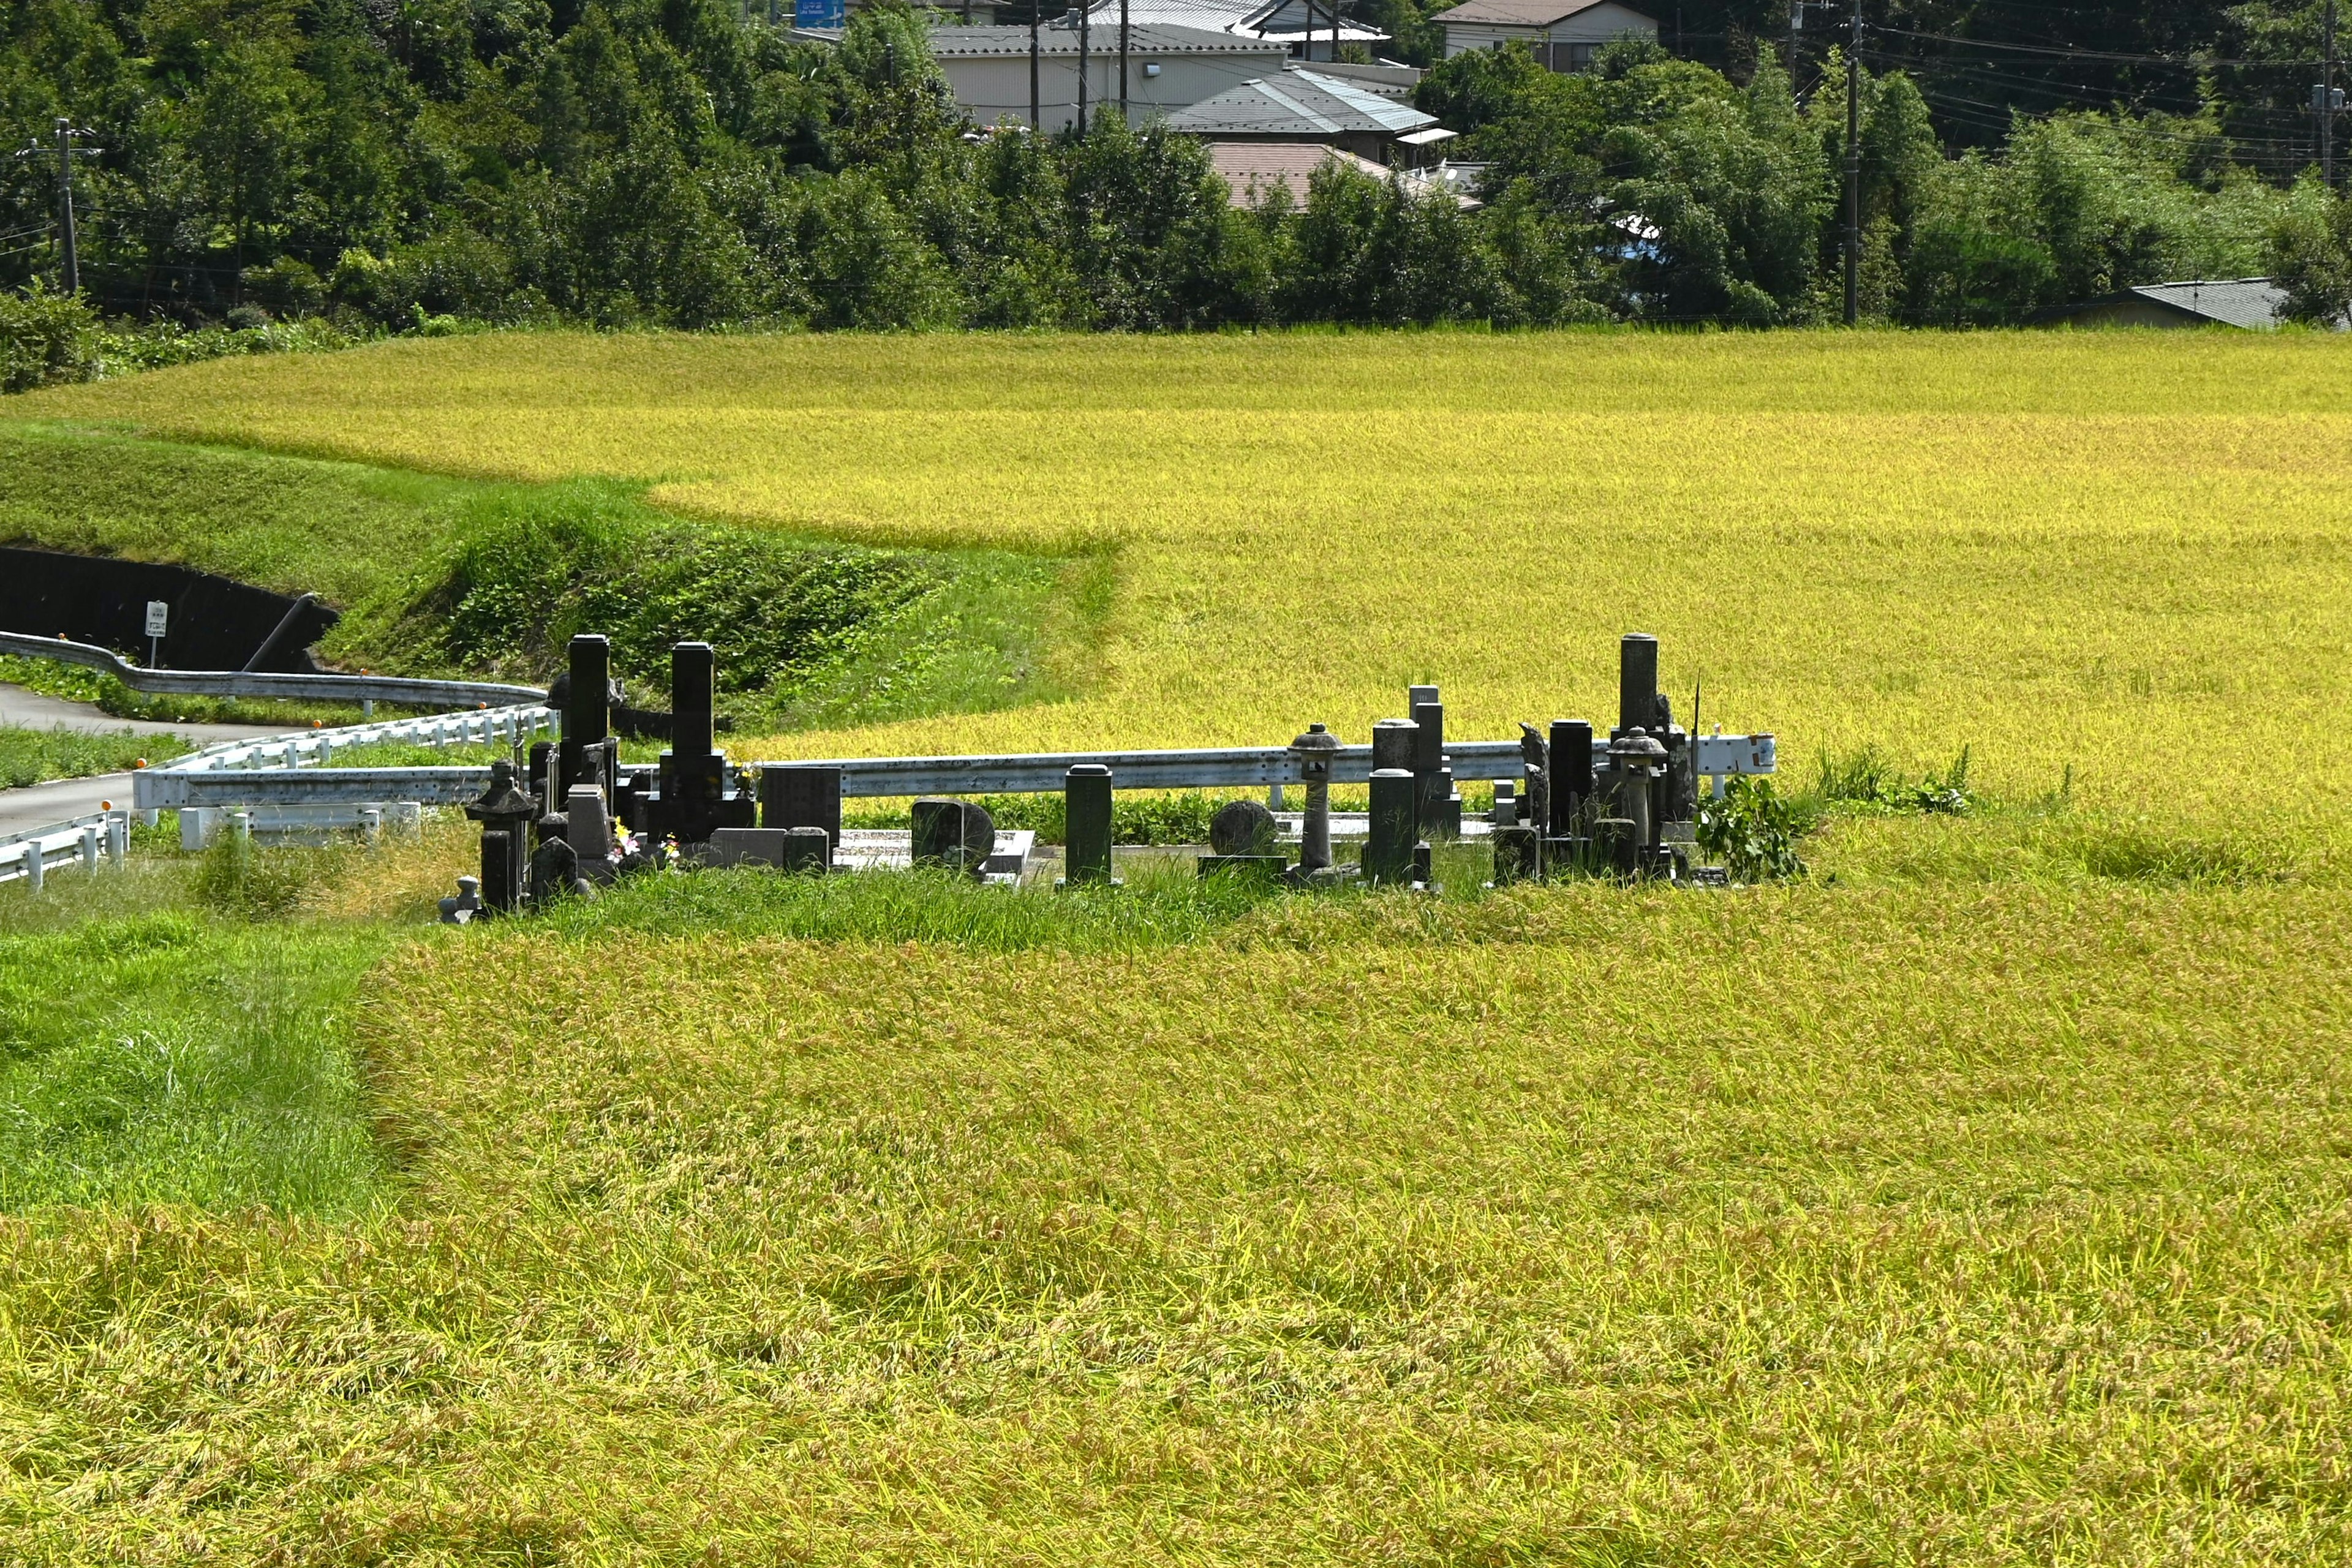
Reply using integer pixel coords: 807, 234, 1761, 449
2125, 278, 2288, 330
1082, 0, 1385, 43
1428, 0, 1634, 24
821, 22, 1286, 56
1164, 67, 1439, 135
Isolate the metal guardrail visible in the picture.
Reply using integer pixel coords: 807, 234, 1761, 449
0, 631, 544, 708
134, 705, 555, 810
0, 810, 127, 890
133, 729, 1777, 809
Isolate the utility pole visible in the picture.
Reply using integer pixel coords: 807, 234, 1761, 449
1120, 0, 1130, 123
16, 119, 100, 295
1079, 1, 1090, 134
1787, 0, 1801, 80
1030, 2, 1041, 129
2326, 0, 2340, 189
1844, 0, 1860, 326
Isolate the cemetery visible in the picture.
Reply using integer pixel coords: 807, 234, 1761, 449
433, 629, 1777, 920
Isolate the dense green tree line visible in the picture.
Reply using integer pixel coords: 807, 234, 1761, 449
0, 0, 2340, 331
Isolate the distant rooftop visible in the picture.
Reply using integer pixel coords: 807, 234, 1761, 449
2122, 278, 2289, 330
801, 21, 1284, 55
1166, 67, 1439, 137
1428, 0, 1636, 24
1084, 0, 1387, 44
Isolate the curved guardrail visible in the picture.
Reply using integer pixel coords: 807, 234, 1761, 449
0, 631, 543, 708
134, 703, 556, 812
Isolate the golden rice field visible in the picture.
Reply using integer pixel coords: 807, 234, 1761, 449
7, 333, 2351, 1563
31, 329, 2352, 851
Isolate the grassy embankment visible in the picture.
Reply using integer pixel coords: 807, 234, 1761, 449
0, 417, 1077, 732
0, 332, 2345, 1561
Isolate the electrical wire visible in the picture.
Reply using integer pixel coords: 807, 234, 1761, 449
1869, 22, 2313, 70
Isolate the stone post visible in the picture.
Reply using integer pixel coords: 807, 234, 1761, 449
784, 826, 831, 874
560, 634, 611, 804
1550, 718, 1592, 833
1618, 633, 1659, 736
1366, 768, 1416, 885
1063, 763, 1114, 886
1371, 719, 1420, 840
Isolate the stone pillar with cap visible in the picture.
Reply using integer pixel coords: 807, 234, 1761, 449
1289, 723, 1342, 875
465, 758, 537, 911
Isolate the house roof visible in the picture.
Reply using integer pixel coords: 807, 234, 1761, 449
1428, 0, 1641, 26
1083, 0, 1386, 44
808, 22, 1286, 56
1165, 67, 1439, 136
1207, 141, 1481, 208
2122, 277, 2288, 330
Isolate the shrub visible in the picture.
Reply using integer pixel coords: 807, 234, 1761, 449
1695, 775, 1806, 883
0, 283, 100, 393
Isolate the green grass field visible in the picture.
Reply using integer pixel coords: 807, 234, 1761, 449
0, 331, 2346, 1562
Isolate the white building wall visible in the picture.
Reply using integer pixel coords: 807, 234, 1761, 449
943, 48, 1289, 130
1441, 3, 1657, 62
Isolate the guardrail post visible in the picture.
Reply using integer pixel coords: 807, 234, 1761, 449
1062, 763, 1114, 887
80, 825, 100, 874
107, 813, 127, 866
24, 843, 42, 894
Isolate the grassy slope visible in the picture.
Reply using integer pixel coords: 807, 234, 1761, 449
0, 418, 1074, 729
24, 331, 2352, 855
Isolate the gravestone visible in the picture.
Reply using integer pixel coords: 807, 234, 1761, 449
912, 797, 995, 876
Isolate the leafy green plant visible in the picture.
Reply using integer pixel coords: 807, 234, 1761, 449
1695, 775, 1807, 883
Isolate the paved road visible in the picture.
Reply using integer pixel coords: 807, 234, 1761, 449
0, 682, 287, 743
1, 683, 290, 841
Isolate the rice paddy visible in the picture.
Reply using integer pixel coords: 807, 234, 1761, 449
4, 330, 2349, 1562
28, 330, 2352, 855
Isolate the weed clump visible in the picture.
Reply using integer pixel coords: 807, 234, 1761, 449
1811, 745, 1977, 816
194, 832, 345, 922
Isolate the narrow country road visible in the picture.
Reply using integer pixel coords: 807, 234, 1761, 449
1, 682, 290, 839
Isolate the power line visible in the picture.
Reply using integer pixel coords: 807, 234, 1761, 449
1869, 23, 2313, 70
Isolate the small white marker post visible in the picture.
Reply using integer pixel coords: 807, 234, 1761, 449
143, 600, 168, 668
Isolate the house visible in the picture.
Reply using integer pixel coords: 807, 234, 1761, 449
1205, 141, 1479, 206
2040, 278, 2293, 330
1084, 0, 1389, 61
1427, 0, 1658, 69
1164, 66, 1441, 160
807, 21, 1291, 131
